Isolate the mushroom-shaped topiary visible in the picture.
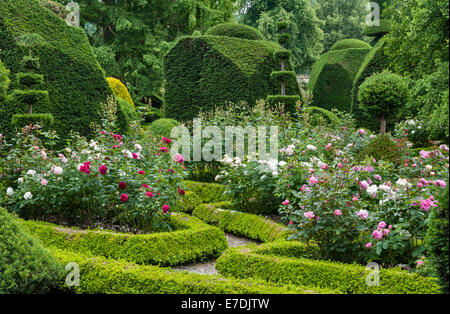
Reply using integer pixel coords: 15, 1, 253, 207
357, 71, 408, 135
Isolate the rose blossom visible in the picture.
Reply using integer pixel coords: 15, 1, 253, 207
365, 242, 372, 248
378, 221, 387, 229
174, 154, 184, 163
99, 165, 108, 175
119, 182, 127, 190
304, 211, 315, 219
356, 210, 369, 219
282, 200, 290, 206
162, 204, 170, 213
41, 179, 48, 186
120, 194, 129, 202
334, 210, 342, 216
146, 191, 154, 198
420, 150, 430, 159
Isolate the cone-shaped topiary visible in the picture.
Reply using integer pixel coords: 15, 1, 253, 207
0, 208, 63, 293
106, 77, 134, 107
266, 7, 300, 113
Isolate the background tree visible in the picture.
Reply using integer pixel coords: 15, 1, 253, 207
237, 0, 323, 72
55, 0, 236, 106
312, 0, 369, 53
383, 0, 449, 142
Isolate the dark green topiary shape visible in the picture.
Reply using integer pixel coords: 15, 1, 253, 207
0, 208, 63, 294
357, 134, 402, 163
205, 23, 264, 41
308, 48, 371, 112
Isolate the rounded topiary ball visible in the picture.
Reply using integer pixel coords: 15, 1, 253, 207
205, 23, 264, 40
330, 39, 371, 51
0, 208, 63, 293
148, 118, 180, 140
358, 71, 408, 134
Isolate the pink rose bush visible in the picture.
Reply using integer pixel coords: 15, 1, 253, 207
276, 123, 449, 264
1, 124, 187, 232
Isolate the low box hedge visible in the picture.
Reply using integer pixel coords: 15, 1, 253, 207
21, 212, 228, 267
51, 248, 337, 294
215, 246, 440, 294
192, 203, 291, 243
183, 181, 226, 204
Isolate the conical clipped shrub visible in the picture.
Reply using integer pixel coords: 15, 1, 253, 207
0, 208, 63, 293
106, 77, 134, 107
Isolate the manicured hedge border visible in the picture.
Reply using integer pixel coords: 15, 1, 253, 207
21, 212, 228, 267
216, 245, 440, 294
51, 248, 337, 294
192, 203, 291, 243
183, 181, 226, 204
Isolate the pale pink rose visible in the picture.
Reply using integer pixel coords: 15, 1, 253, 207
420, 150, 430, 159
417, 260, 423, 266
304, 211, 315, 219
41, 179, 48, 186
365, 242, 372, 248
334, 210, 342, 216
309, 176, 319, 185
174, 153, 184, 163
282, 200, 290, 206
372, 230, 383, 240
359, 180, 369, 190
378, 221, 386, 229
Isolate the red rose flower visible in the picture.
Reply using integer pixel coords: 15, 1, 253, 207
146, 191, 154, 198
162, 204, 170, 213
119, 182, 127, 190
99, 164, 108, 175
120, 193, 129, 202
138, 170, 145, 175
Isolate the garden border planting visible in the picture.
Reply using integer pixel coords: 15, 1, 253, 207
51, 247, 338, 294
21, 212, 228, 266
215, 244, 440, 294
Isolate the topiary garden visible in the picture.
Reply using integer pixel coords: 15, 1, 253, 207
0, 0, 448, 303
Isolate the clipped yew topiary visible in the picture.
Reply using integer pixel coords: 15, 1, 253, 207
9, 33, 54, 128
115, 96, 138, 135
164, 35, 300, 121
205, 23, 264, 40
308, 48, 371, 112
330, 39, 371, 51
266, 14, 301, 113
107, 77, 134, 107
0, 59, 9, 101
357, 71, 408, 134
0, 208, 63, 294
0, 0, 111, 142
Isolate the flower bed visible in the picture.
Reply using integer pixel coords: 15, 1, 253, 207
193, 203, 291, 243
21, 212, 228, 266
215, 243, 440, 294
51, 247, 338, 294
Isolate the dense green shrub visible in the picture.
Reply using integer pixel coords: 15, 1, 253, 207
357, 71, 408, 134
164, 35, 300, 121
205, 23, 264, 40
0, 59, 10, 102
357, 134, 402, 163
174, 191, 202, 213
116, 96, 138, 135
52, 248, 335, 294
193, 203, 291, 243
428, 89, 449, 143
148, 118, 180, 139
425, 187, 449, 293
0, 0, 111, 143
302, 106, 340, 126
183, 181, 226, 204
22, 212, 228, 266
362, 19, 391, 38
330, 39, 371, 51
308, 48, 371, 112
216, 245, 440, 294
11, 113, 54, 127
0, 208, 63, 294
351, 39, 391, 131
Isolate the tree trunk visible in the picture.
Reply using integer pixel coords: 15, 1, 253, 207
380, 114, 386, 135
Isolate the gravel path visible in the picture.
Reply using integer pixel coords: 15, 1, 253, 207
171, 233, 259, 275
